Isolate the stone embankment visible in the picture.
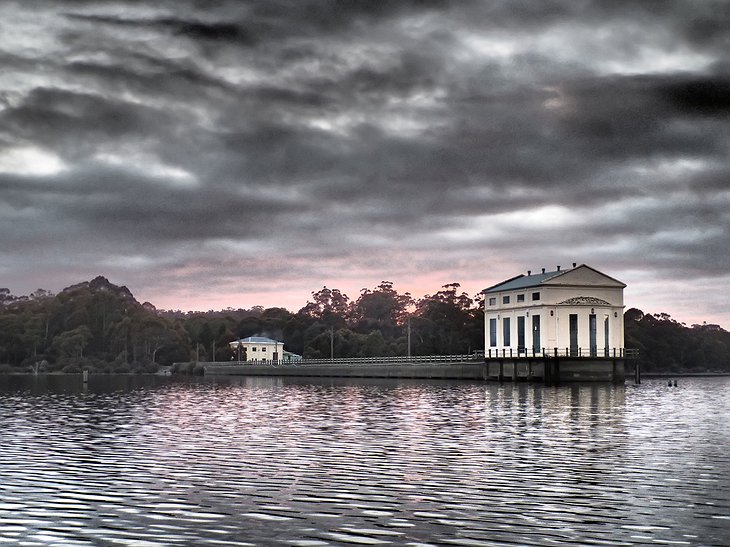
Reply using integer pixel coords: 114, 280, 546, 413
199, 354, 627, 383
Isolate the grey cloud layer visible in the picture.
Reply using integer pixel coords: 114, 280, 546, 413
1, 0, 729, 319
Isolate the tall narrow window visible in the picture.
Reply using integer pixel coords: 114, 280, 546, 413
503, 317, 511, 346
489, 318, 497, 347
517, 316, 525, 354
604, 315, 610, 356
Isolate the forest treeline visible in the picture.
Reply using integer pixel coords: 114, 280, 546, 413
0, 276, 482, 373
0, 276, 728, 373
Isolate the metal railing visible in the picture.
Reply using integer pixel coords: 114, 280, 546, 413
209, 348, 639, 368
218, 354, 484, 368
484, 347, 638, 359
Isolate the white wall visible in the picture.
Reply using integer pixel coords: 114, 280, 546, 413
484, 286, 624, 355
229, 341, 283, 361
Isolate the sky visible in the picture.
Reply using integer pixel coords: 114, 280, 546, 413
1, 1, 729, 327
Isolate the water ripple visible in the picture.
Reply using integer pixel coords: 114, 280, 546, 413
1, 375, 728, 545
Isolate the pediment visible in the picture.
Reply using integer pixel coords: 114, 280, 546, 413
542, 265, 626, 288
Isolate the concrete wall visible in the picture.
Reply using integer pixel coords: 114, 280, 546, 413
485, 357, 625, 383
203, 357, 625, 383
205, 361, 489, 380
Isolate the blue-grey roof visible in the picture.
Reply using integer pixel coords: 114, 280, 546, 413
236, 336, 281, 344
483, 269, 564, 293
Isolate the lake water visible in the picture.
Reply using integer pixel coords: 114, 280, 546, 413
0, 375, 728, 546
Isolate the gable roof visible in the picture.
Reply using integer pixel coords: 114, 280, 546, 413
483, 264, 625, 293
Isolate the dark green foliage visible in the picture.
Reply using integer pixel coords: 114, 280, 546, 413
0, 277, 190, 370
625, 308, 730, 372
350, 281, 412, 339
415, 283, 482, 355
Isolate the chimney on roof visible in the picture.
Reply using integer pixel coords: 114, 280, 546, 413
557, 265, 561, 271
541, 268, 545, 274
527, 270, 531, 276
573, 262, 577, 268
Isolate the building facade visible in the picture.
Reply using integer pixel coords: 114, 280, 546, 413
483, 264, 625, 357
229, 336, 284, 362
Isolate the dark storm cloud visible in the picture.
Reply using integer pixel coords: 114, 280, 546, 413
66, 54, 237, 96
67, 13, 258, 46
1, 0, 729, 323
4, 87, 162, 139
662, 77, 730, 116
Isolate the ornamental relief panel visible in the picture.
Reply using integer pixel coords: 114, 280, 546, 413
557, 296, 612, 306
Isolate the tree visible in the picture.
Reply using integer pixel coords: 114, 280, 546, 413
299, 286, 350, 327
51, 326, 93, 360
350, 281, 413, 339
415, 283, 480, 355
360, 330, 387, 357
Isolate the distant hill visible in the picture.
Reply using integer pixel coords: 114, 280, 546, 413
0, 276, 190, 372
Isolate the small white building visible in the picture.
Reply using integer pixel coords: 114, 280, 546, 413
483, 264, 625, 357
282, 350, 303, 363
229, 336, 284, 362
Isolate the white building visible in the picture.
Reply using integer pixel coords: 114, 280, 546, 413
483, 264, 625, 357
229, 336, 284, 362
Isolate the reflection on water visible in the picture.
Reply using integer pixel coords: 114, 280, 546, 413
1, 375, 728, 546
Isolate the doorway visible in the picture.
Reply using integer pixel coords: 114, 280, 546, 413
569, 314, 578, 356
517, 316, 525, 355
589, 314, 597, 357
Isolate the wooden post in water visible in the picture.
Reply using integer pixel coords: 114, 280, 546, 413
82, 369, 89, 384
634, 360, 641, 384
